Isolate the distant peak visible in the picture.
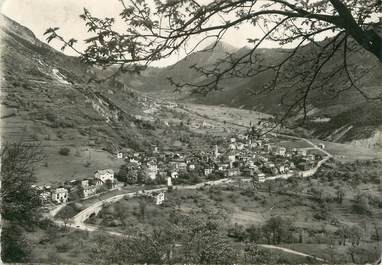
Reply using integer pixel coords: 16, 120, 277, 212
204, 41, 238, 53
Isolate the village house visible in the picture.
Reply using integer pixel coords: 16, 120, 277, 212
167, 177, 173, 187
227, 151, 237, 162
297, 161, 313, 171
147, 161, 158, 171
278, 165, 287, 174
188, 164, 196, 171
307, 154, 315, 161
275, 147, 286, 156
39, 189, 51, 204
224, 168, 240, 177
253, 169, 266, 180
51, 187, 69, 204
129, 157, 141, 164
289, 161, 296, 169
163, 101, 177, 109
248, 142, 257, 149
171, 160, 188, 171
204, 167, 214, 176
170, 171, 179, 179
145, 166, 158, 180
65, 179, 77, 186
94, 178, 104, 189
152, 145, 159, 154
95, 169, 115, 183
216, 163, 230, 171
148, 191, 165, 205
297, 149, 307, 156
80, 179, 97, 198
33, 185, 52, 204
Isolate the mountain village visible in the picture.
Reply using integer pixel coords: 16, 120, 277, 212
32, 122, 326, 207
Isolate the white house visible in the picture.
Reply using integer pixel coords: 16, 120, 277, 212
82, 185, 96, 198
117, 153, 123, 159
204, 168, 213, 176
146, 168, 157, 180
51, 187, 68, 204
80, 179, 97, 198
167, 177, 173, 187
276, 147, 286, 156
297, 149, 307, 156
94, 169, 115, 183
152, 192, 165, 205
217, 163, 230, 171
228, 153, 237, 162
36, 186, 51, 204
147, 161, 158, 172
171, 171, 179, 179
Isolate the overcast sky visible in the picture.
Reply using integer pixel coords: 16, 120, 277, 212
0, 0, 282, 66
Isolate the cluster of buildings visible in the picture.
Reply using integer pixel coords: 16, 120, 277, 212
35, 127, 323, 206
115, 129, 322, 185
134, 96, 178, 122
32, 169, 116, 205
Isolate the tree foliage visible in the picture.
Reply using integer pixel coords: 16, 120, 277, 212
1, 142, 42, 224
1, 143, 42, 262
88, 213, 238, 264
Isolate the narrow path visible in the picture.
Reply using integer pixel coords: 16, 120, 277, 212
258, 244, 326, 262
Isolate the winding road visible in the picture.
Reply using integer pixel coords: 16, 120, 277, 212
48, 176, 328, 262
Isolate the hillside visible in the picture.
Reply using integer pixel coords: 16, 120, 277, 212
0, 15, 211, 184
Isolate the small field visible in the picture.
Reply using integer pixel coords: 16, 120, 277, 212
181, 103, 271, 128
310, 139, 382, 162
35, 146, 125, 185
270, 137, 312, 149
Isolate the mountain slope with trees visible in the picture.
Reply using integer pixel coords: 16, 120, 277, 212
44, 0, 382, 147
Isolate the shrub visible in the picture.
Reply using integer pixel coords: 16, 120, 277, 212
58, 147, 70, 156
